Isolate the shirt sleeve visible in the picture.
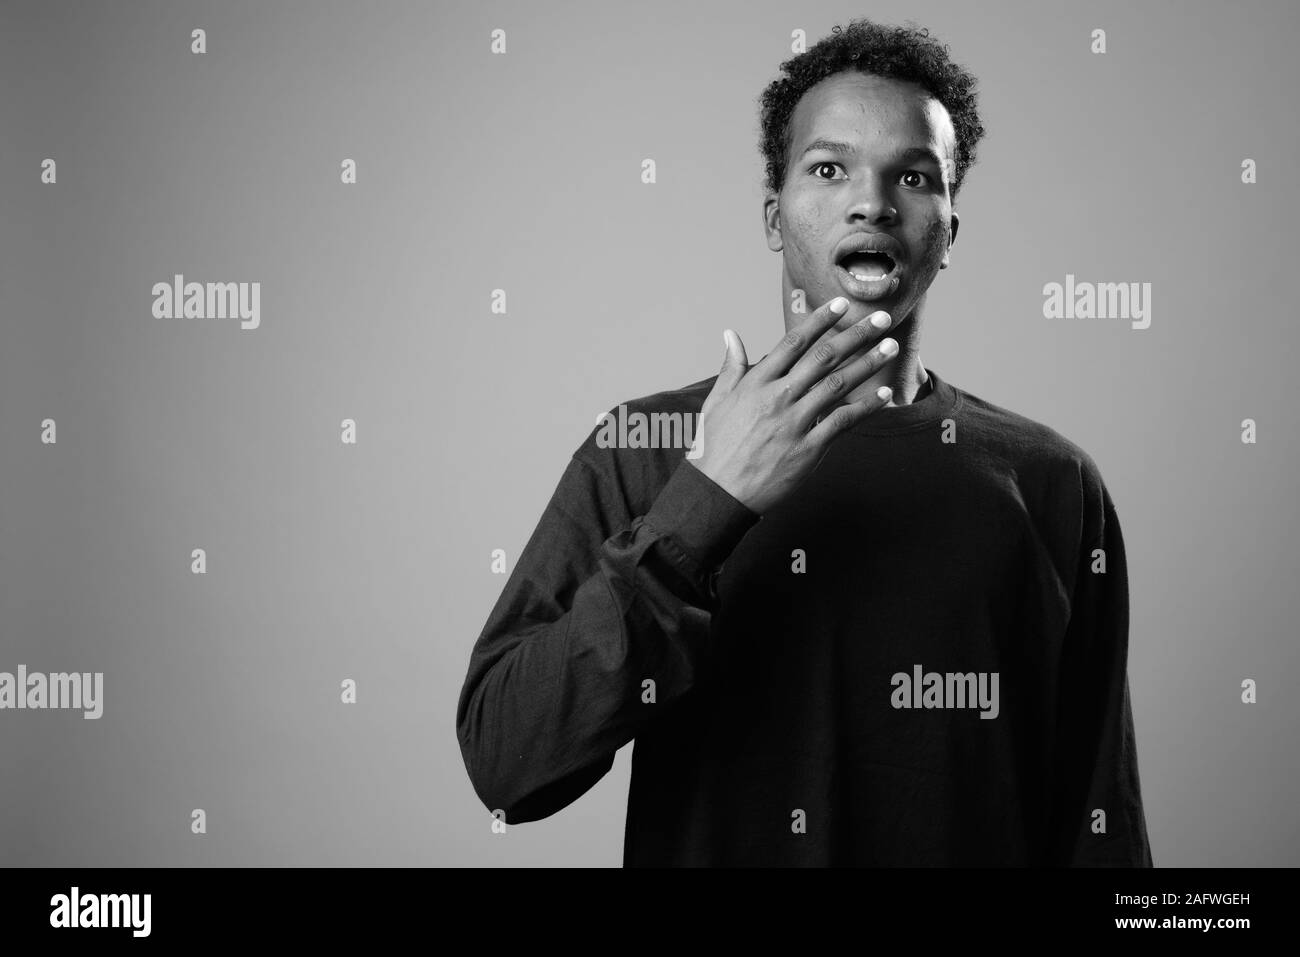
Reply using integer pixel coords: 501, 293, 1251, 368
455, 449, 759, 824
1047, 460, 1155, 866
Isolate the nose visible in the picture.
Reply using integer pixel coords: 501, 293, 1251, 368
846, 175, 898, 223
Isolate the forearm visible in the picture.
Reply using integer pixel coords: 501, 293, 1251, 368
455, 457, 758, 822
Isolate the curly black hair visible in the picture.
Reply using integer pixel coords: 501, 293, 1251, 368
758, 18, 986, 201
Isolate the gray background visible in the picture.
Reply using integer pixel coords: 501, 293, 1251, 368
1, 0, 1296, 867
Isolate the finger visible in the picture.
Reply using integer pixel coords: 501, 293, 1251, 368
749, 296, 851, 383
706, 328, 749, 401
700, 329, 749, 421
818, 392, 897, 422
801, 385, 895, 449
791, 336, 898, 428
723, 329, 749, 381
783, 309, 892, 400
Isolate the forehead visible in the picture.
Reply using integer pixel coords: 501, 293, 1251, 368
787, 70, 955, 162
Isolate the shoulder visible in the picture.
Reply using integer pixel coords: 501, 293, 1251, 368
572, 374, 718, 461
953, 382, 1110, 496
617, 374, 719, 416
948, 380, 1118, 553
567, 374, 719, 511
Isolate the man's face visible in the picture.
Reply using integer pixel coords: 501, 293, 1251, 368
763, 70, 960, 333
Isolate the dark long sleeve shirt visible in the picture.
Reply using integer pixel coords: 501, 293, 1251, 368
455, 366, 1154, 866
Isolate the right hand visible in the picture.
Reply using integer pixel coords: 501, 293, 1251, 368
688, 297, 898, 515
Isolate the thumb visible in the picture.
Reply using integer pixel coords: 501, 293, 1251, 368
718, 329, 749, 389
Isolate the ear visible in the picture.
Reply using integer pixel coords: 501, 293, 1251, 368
940, 210, 960, 269
763, 192, 783, 252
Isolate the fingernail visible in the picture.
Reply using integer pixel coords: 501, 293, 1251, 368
870, 311, 891, 329
829, 297, 848, 314
879, 338, 898, 356
877, 386, 893, 401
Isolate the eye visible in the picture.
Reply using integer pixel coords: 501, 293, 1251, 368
810, 162, 845, 180
901, 170, 929, 188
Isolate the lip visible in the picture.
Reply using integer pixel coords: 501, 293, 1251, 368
835, 263, 901, 300
832, 231, 906, 263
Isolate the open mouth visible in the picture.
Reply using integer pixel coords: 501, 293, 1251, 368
835, 250, 897, 282
833, 248, 902, 301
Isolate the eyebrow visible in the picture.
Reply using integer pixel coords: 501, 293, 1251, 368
799, 139, 946, 168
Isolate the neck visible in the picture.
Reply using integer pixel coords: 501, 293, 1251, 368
843, 311, 929, 407
780, 276, 932, 408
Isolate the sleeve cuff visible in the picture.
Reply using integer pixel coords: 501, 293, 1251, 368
642, 458, 760, 574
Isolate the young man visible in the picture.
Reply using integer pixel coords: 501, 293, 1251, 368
456, 19, 1154, 867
